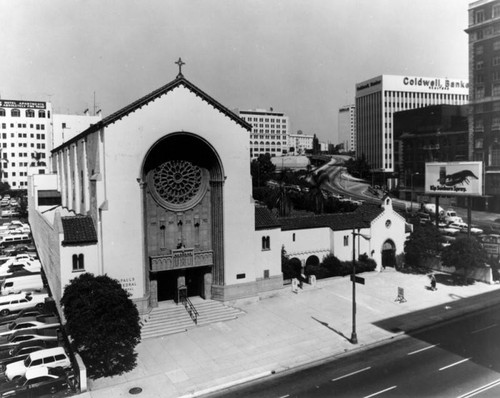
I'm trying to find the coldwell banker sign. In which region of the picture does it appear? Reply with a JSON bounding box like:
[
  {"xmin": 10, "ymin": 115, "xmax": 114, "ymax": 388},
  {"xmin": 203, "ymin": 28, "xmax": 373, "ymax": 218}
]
[{"xmin": 425, "ymin": 162, "xmax": 483, "ymax": 196}]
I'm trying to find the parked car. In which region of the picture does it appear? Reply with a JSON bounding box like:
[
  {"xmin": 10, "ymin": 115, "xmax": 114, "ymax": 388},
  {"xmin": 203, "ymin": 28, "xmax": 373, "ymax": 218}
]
[
  {"xmin": 0, "ymin": 329, "xmax": 60, "ymax": 350},
  {"xmin": 0, "ymin": 344, "xmax": 50, "ymax": 367},
  {"xmin": 0, "ymin": 339, "xmax": 58, "ymax": 359},
  {"xmin": 442, "ymin": 209, "xmax": 462, "ymax": 224},
  {"xmin": 0, "ymin": 308, "xmax": 53, "ymax": 326},
  {"xmin": 417, "ymin": 212, "xmax": 431, "ymax": 224},
  {"xmin": 0, "ymin": 316, "xmax": 60, "ymax": 337},
  {"xmin": 1, "ymin": 274, "xmax": 44, "ymax": 295},
  {"xmin": 0, "ymin": 293, "xmax": 48, "ymax": 316},
  {"xmin": 5, "ymin": 346, "xmax": 71, "ymax": 380},
  {"xmin": 448, "ymin": 221, "xmax": 468, "ymax": 231},
  {"xmin": 0, "ymin": 366, "xmax": 70, "ymax": 396}
]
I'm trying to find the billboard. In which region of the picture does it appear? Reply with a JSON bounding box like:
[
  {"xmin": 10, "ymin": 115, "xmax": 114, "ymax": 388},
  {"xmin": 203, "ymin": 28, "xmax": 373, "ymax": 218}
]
[{"xmin": 425, "ymin": 162, "xmax": 483, "ymax": 196}]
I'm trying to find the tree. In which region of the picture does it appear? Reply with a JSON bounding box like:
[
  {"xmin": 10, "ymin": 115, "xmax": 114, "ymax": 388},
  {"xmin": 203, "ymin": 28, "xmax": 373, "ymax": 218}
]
[
  {"xmin": 0, "ymin": 181, "xmax": 10, "ymax": 197},
  {"xmin": 312, "ymin": 134, "xmax": 320, "ymax": 154},
  {"xmin": 441, "ymin": 236, "xmax": 489, "ymax": 283},
  {"xmin": 61, "ymin": 273, "xmax": 141, "ymax": 379},
  {"xmin": 307, "ymin": 170, "xmax": 329, "ymax": 214},
  {"xmin": 404, "ymin": 224, "xmax": 444, "ymax": 268},
  {"xmin": 250, "ymin": 154, "xmax": 276, "ymax": 187},
  {"xmin": 17, "ymin": 195, "xmax": 28, "ymax": 219}
]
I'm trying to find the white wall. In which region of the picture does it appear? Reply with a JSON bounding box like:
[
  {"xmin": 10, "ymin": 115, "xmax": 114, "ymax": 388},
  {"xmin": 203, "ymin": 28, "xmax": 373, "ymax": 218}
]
[{"xmin": 93, "ymin": 86, "xmax": 255, "ymax": 296}]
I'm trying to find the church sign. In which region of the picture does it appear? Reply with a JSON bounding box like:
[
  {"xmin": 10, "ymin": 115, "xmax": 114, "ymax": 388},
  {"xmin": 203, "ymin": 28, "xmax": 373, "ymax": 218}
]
[{"xmin": 425, "ymin": 162, "xmax": 483, "ymax": 196}]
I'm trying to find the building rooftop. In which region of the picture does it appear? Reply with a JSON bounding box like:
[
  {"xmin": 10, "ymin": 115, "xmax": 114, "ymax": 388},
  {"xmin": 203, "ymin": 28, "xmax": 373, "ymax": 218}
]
[{"xmin": 61, "ymin": 216, "xmax": 98, "ymax": 246}]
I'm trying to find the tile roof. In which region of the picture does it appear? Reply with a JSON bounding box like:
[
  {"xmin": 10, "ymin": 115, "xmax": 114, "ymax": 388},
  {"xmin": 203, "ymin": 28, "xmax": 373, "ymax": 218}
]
[
  {"xmin": 255, "ymin": 206, "xmax": 281, "ymax": 229},
  {"xmin": 61, "ymin": 216, "xmax": 98, "ymax": 246},
  {"xmin": 52, "ymin": 76, "xmax": 252, "ymax": 153}
]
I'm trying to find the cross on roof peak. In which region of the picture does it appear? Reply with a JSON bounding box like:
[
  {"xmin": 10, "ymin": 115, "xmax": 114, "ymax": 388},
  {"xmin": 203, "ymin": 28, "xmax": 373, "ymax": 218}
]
[{"xmin": 175, "ymin": 57, "xmax": 185, "ymax": 78}]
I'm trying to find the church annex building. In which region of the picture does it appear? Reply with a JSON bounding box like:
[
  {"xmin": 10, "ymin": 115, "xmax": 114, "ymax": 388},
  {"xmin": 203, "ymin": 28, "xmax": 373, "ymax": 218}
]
[{"xmin": 28, "ymin": 70, "xmax": 408, "ymax": 315}]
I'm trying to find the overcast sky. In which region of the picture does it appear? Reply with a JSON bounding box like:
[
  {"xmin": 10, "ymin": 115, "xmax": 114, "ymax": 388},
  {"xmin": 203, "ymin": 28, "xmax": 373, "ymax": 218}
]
[{"xmin": 0, "ymin": 0, "xmax": 470, "ymax": 143}]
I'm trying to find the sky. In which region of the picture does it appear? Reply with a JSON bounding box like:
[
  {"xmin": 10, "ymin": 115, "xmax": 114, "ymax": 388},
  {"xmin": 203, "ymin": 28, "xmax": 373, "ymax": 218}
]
[{"xmin": 0, "ymin": 0, "xmax": 471, "ymax": 143}]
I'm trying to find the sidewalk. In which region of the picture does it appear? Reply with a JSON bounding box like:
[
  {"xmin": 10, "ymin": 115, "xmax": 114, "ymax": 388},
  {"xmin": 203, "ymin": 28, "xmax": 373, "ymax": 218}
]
[{"xmin": 81, "ymin": 269, "xmax": 500, "ymax": 398}]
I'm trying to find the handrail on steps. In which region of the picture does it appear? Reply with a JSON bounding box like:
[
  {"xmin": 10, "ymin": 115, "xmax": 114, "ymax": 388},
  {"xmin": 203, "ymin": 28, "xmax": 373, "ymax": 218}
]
[{"xmin": 178, "ymin": 287, "xmax": 198, "ymax": 324}]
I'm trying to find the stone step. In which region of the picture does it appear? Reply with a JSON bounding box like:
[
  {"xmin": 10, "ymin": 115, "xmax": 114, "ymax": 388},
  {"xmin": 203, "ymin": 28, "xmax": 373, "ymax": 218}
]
[{"xmin": 141, "ymin": 298, "xmax": 245, "ymax": 339}]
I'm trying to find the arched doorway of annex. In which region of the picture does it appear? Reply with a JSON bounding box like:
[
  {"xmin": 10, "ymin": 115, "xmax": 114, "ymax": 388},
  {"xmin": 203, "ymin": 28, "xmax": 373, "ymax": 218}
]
[
  {"xmin": 141, "ymin": 132, "xmax": 225, "ymax": 306},
  {"xmin": 381, "ymin": 239, "xmax": 396, "ymax": 269}
]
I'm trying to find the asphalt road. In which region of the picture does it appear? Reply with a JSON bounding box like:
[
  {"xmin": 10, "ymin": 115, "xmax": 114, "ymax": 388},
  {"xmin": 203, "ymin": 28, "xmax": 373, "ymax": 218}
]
[{"xmin": 210, "ymin": 304, "xmax": 500, "ymax": 398}]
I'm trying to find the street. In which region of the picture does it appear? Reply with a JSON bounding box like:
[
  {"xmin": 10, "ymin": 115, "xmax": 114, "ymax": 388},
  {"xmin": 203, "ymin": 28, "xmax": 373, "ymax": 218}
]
[{"xmin": 210, "ymin": 304, "xmax": 500, "ymax": 398}]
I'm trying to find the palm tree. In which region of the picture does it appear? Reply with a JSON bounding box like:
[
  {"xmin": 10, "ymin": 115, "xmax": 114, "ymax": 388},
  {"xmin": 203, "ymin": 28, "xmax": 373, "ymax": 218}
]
[{"xmin": 307, "ymin": 170, "xmax": 329, "ymax": 214}]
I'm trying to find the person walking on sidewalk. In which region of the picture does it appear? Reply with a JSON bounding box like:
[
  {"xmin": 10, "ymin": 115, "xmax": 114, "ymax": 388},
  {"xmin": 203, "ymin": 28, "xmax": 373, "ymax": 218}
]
[{"xmin": 430, "ymin": 274, "xmax": 437, "ymax": 291}]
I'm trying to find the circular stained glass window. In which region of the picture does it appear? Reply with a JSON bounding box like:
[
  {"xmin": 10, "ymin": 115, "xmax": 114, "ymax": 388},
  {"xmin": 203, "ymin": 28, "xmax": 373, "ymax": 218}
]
[{"xmin": 148, "ymin": 160, "xmax": 208, "ymax": 211}]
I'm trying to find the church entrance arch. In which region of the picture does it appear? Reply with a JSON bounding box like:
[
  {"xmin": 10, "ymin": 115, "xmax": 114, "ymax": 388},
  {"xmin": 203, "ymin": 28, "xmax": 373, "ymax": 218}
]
[
  {"xmin": 381, "ymin": 240, "xmax": 396, "ymax": 268},
  {"xmin": 142, "ymin": 133, "xmax": 224, "ymax": 305}
]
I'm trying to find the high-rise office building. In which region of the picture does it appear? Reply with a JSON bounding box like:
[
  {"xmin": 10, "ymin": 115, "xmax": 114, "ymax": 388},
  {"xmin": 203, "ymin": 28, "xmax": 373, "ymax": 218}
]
[
  {"xmin": 0, "ymin": 99, "xmax": 52, "ymax": 189},
  {"xmin": 466, "ymin": 0, "xmax": 500, "ymax": 211},
  {"xmin": 355, "ymin": 75, "xmax": 469, "ymax": 175},
  {"xmin": 238, "ymin": 108, "xmax": 289, "ymax": 159},
  {"xmin": 338, "ymin": 104, "xmax": 356, "ymax": 152}
]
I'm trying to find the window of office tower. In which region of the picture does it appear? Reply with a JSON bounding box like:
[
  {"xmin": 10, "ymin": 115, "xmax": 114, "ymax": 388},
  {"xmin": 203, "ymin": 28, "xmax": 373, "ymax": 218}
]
[
  {"xmin": 493, "ymin": 5, "xmax": 500, "ymax": 18},
  {"xmin": 475, "ymin": 10, "xmax": 484, "ymax": 24}
]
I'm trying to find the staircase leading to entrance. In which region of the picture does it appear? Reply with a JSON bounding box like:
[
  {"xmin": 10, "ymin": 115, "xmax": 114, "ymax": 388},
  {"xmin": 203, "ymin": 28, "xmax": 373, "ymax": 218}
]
[{"xmin": 140, "ymin": 297, "xmax": 246, "ymax": 339}]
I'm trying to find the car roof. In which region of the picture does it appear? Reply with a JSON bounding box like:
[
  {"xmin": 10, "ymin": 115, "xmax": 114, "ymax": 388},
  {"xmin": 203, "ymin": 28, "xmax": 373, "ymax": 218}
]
[{"xmin": 29, "ymin": 347, "xmax": 65, "ymax": 360}]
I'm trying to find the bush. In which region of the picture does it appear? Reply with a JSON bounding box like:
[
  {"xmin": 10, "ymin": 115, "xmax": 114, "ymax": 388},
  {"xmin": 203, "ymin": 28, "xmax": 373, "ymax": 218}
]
[{"xmin": 304, "ymin": 253, "xmax": 377, "ymax": 280}]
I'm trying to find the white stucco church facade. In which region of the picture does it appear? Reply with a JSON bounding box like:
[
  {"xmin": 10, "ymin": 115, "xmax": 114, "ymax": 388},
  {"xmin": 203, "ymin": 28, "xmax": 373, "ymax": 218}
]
[{"xmin": 28, "ymin": 67, "xmax": 409, "ymax": 316}]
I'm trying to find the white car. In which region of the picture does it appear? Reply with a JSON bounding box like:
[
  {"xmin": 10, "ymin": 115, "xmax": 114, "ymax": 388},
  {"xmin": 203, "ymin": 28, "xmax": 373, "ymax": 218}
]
[
  {"xmin": 448, "ymin": 221, "xmax": 468, "ymax": 231},
  {"xmin": 440, "ymin": 226, "xmax": 461, "ymax": 236},
  {"xmin": 470, "ymin": 225, "xmax": 484, "ymax": 235},
  {"xmin": 0, "ymin": 293, "xmax": 48, "ymax": 316},
  {"xmin": 5, "ymin": 347, "xmax": 71, "ymax": 381}
]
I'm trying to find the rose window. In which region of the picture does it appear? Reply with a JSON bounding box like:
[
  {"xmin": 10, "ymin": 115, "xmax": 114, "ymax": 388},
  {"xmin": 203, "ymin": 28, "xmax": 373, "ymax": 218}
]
[{"xmin": 148, "ymin": 160, "xmax": 208, "ymax": 211}]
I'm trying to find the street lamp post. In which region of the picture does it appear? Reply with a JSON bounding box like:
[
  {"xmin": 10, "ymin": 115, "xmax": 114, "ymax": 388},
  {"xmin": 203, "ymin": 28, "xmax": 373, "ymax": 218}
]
[{"xmin": 351, "ymin": 228, "xmax": 371, "ymax": 344}]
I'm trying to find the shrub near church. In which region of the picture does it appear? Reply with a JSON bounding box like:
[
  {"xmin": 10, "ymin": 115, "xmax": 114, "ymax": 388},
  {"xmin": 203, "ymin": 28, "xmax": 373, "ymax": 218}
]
[{"xmin": 61, "ymin": 273, "xmax": 141, "ymax": 379}]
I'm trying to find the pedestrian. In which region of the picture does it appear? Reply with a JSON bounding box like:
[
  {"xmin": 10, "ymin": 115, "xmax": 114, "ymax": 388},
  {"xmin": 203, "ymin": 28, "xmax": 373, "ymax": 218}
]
[{"xmin": 430, "ymin": 274, "xmax": 437, "ymax": 291}]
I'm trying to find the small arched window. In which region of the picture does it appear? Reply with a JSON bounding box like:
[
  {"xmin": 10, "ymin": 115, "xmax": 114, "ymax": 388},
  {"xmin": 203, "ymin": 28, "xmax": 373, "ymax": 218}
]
[
  {"xmin": 38, "ymin": 110, "xmax": 46, "ymax": 118},
  {"xmin": 0, "ymin": 108, "xmax": 5, "ymax": 117},
  {"xmin": 26, "ymin": 109, "xmax": 35, "ymax": 118},
  {"xmin": 11, "ymin": 109, "xmax": 20, "ymax": 117},
  {"xmin": 72, "ymin": 253, "xmax": 85, "ymax": 271},
  {"xmin": 261, "ymin": 236, "xmax": 270, "ymax": 250}
]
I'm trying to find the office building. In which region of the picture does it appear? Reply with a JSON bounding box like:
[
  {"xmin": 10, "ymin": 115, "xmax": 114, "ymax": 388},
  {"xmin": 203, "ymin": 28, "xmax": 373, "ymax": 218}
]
[
  {"xmin": 238, "ymin": 109, "xmax": 289, "ymax": 159},
  {"xmin": 0, "ymin": 99, "xmax": 52, "ymax": 189},
  {"xmin": 466, "ymin": 0, "xmax": 500, "ymax": 211},
  {"xmin": 338, "ymin": 105, "xmax": 356, "ymax": 152},
  {"xmin": 288, "ymin": 130, "xmax": 314, "ymax": 155},
  {"xmin": 355, "ymin": 75, "xmax": 469, "ymax": 177},
  {"xmin": 393, "ymin": 105, "xmax": 469, "ymax": 202}
]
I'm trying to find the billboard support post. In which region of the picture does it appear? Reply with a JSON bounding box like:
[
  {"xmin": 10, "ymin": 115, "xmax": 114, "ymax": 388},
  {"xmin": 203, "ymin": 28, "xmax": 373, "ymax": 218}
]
[
  {"xmin": 468, "ymin": 197, "xmax": 472, "ymax": 238},
  {"xmin": 435, "ymin": 196, "xmax": 440, "ymax": 225}
]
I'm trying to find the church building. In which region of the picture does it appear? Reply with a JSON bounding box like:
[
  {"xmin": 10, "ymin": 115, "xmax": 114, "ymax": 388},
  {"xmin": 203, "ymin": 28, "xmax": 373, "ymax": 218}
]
[{"xmin": 28, "ymin": 65, "xmax": 283, "ymax": 314}]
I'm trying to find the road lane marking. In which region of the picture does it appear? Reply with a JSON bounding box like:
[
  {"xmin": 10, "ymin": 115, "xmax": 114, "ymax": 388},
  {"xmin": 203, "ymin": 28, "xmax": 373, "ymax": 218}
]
[
  {"xmin": 456, "ymin": 377, "xmax": 500, "ymax": 398},
  {"xmin": 278, "ymin": 395, "xmax": 290, "ymax": 398},
  {"xmin": 331, "ymin": 366, "xmax": 371, "ymax": 382},
  {"xmin": 363, "ymin": 385, "xmax": 397, "ymax": 398},
  {"xmin": 439, "ymin": 357, "xmax": 471, "ymax": 371},
  {"xmin": 471, "ymin": 324, "xmax": 497, "ymax": 334},
  {"xmin": 407, "ymin": 343, "xmax": 440, "ymax": 355}
]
